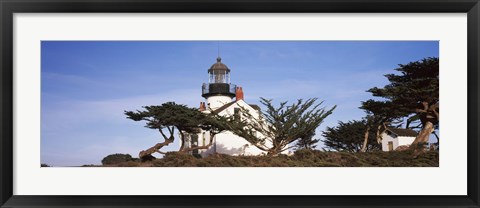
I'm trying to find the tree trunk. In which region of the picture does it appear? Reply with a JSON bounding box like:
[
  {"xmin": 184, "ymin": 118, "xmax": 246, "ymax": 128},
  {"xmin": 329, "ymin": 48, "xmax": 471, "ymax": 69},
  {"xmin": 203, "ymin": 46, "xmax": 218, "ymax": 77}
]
[
  {"xmin": 139, "ymin": 128, "xmax": 174, "ymax": 159},
  {"xmin": 375, "ymin": 124, "xmax": 382, "ymax": 144},
  {"xmin": 361, "ymin": 126, "xmax": 371, "ymax": 152},
  {"xmin": 267, "ymin": 150, "xmax": 277, "ymax": 156},
  {"xmin": 433, "ymin": 130, "xmax": 439, "ymax": 148},
  {"xmin": 267, "ymin": 145, "xmax": 282, "ymax": 156},
  {"xmin": 410, "ymin": 121, "xmax": 434, "ymax": 149},
  {"xmin": 139, "ymin": 138, "xmax": 174, "ymax": 159},
  {"xmin": 178, "ymin": 131, "xmax": 185, "ymax": 152}
]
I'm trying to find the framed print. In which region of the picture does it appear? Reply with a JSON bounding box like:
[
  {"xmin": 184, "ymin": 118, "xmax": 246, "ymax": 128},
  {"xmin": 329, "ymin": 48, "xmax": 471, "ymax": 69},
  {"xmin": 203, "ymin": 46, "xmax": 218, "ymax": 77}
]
[{"xmin": 1, "ymin": 0, "xmax": 479, "ymax": 207}]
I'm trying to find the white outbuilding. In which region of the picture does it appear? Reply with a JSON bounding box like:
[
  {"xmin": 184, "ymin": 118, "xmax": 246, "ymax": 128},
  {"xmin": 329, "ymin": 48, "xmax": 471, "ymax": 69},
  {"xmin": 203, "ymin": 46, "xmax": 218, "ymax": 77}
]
[{"xmin": 381, "ymin": 127, "xmax": 418, "ymax": 151}]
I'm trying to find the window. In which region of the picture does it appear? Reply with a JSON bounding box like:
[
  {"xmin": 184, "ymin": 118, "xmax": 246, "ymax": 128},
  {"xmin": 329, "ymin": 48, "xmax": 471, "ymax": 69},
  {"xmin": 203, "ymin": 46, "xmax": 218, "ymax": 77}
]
[
  {"xmin": 191, "ymin": 134, "xmax": 199, "ymax": 155},
  {"xmin": 234, "ymin": 107, "xmax": 240, "ymax": 120},
  {"xmin": 388, "ymin": 141, "xmax": 394, "ymax": 151},
  {"xmin": 202, "ymin": 132, "xmax": 206, "ymax": 146},
  {"xmin": 191, "ymin": 134, "xmax": 198, "ymax": 147}
]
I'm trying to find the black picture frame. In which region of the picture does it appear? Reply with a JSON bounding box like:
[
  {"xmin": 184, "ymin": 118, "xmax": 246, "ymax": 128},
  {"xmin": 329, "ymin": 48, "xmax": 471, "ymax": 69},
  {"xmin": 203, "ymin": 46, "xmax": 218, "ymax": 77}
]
[{"xmin": 1, "ymin": 0, "xmax": 479, "ymax": 207}]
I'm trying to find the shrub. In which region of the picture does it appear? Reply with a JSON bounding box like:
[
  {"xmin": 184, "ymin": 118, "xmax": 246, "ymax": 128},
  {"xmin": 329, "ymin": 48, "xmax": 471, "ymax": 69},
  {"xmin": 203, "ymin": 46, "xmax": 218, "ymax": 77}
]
[
  {"xmin": 81, "ymin": 164, "xmax": 98, "ymax": 167},
  {"xmin": 140, "ymin": 154, "xmax": 156, "ymax": 162},
  {"xmin": 101, "ymin": 153, "xmax": 134, "ymax": 165},
  {"xmin": 117, "ymin": 161, "xmax": 145, "ymax": 167},
  {"xmin": 154, "ymin": 152, "xmax": 198, "ymax": 167}
]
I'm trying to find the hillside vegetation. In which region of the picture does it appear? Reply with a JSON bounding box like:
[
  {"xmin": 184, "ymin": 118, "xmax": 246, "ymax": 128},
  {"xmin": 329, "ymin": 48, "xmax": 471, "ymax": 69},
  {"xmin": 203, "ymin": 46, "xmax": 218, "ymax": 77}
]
[{"xmin": 104, "ymin": 149, "xmax": 438, "ymax": 167}]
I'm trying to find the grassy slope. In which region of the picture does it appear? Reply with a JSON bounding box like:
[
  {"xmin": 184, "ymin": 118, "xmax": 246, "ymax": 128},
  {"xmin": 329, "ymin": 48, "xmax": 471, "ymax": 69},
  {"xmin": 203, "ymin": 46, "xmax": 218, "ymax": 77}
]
[{"xmin": 109, "ymin": 149, "xmax": 439, "ymax": 167}]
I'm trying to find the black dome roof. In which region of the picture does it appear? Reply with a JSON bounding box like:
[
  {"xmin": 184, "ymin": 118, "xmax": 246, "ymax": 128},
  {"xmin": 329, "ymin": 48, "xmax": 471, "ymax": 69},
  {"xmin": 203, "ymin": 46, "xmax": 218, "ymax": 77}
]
[{"xmin": 208, "ymin": 57, "xmax": 230, "ymax": 73}]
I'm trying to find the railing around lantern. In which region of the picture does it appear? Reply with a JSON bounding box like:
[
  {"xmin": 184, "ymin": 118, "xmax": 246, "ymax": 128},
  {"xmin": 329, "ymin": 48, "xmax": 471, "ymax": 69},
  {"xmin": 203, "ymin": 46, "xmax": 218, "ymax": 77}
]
[
  {"xmin": 202, "ymin": 83, "xmax": 208, "ymax": 95},
  {"xmin": 202, "ymin": 83, "xmax": 236, "ymax": 96}
]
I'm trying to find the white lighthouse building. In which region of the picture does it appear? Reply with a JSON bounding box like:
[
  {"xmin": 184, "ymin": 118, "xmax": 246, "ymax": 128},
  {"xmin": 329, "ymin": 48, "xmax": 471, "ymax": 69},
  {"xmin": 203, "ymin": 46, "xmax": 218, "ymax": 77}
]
[{"xmin": 180, "ymin": 57, "xmax": 276, "ymax": 157}]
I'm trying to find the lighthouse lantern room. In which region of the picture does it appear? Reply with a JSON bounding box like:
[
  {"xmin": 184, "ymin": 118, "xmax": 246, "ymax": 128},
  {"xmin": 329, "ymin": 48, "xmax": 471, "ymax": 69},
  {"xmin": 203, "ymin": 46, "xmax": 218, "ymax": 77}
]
[{"xmin": 201, "ymin": 57, "xmax": 237, "ymax": 109}]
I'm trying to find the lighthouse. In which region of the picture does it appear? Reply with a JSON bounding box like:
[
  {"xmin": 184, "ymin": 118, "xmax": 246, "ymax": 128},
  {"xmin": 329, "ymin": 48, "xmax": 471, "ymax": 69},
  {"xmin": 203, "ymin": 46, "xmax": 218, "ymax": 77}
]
[
  {"xmin": 201, "ymin": 57, "xmax": 237, "ymax": 110},
  {"xmin": 181, "ymin": 56, "xmax": 287, "ymax": 157}
]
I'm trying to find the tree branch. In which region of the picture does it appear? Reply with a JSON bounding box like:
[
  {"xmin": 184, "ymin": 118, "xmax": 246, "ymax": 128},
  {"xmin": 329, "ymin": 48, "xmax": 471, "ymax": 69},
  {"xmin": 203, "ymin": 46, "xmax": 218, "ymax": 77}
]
[
  {"xmin": 139, "ymin": 138, "xmax": 174, "ymax": 158},
  {"xmin": 158, "ymin": 128, "xmax": 169, "ymax": 141}
]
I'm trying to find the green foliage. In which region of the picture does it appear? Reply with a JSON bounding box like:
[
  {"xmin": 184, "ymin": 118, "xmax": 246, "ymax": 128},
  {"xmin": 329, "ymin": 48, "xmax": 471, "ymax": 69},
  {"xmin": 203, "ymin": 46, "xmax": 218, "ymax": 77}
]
[
  {"xmin": 367, "ymin": 57, "xmax": 439, "ymax": 111},
  {"xmin": 224, "ymin": 97, "xmax": 336, "ymax": 155},
  {"xmin": 362, "ymin": 57, "xmax": 439, "ymax": 129},
  {"xmin": 101, "ymin": 153, "xmax": 134, "ymax": 165},
  {"xmin": 322, "ymin": 120, "xmax": 380, "ymax": 152},
  {"xmin": 294, "ymin": 129, "xmax": 319, "ymax": 150},
  {"xmin": 125, "ymin": 102, "xmax": 206, "ymax": 135},
  {"xmin": 361, "ymin": 100, "xmax": 407, "ymax": 124},
  {"xmin": 125, "ymin": 102, "xmax": 230, "ymax": 155}
]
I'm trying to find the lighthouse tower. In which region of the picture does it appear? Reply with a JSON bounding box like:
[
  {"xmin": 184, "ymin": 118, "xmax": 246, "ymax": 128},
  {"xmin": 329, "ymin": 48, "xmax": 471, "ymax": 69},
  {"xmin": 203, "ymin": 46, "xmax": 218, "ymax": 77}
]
[
  {"xmin": 201, "ymin": 57, "xmax": 236, "ymax": 110},
  {"xmin": 182, "ymin": 56, "xmax": 287, "ymax": 156}
]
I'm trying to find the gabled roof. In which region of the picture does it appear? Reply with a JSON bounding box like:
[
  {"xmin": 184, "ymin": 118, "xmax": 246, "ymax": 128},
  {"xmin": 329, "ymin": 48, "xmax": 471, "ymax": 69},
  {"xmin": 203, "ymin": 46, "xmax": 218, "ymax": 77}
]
[
  {"xmin": 249, "ymin": 104, "xmax": 261, "ymax": 111},
  {"xmin": 211, "ymin": 101, "xmax": 261, "ymax": 114},
  {"xmin": 212, "ymin": 101, "xmax": 236, "ymax": 114},
  {"xmin": 386, "ymin": 127, "xmax": 418, "ymax": 137}
]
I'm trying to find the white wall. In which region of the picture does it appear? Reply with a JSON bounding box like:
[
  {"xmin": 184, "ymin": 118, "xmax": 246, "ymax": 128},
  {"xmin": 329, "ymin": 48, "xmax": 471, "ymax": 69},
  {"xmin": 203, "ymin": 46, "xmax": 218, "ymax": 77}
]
[
  {"xmin": 397, "ymin": 136, "xmax": 416, "ymax": 146},
  {"xmin": 214, "ymin": 131, "xmax": 265, "ymax": 156},
  {"xmin": 207, "ymin": 95, "xmax": 233, "ymax": 110},
  {"xmin": 381, "ymin": 133, "xmax": 398, "ymax": 151},
  {"xmin": 182, "ymin": 99, "xmax": 292, "ymax": 156},
  {"xmin": 214, "ymin": 99, "xmax": 268, "ymax": 155},
  {"xmin": 195, "ymin": 99, "xmax": 290, "ymax": 156},
  {"xmin": 381, "ymin": 132, "xmax": 416, "ymax": 151}
]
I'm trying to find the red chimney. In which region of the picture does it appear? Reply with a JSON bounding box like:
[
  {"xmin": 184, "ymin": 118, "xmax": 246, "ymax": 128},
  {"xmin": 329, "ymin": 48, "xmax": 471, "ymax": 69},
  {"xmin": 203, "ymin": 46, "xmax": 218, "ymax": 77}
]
[
  {"xmin": 236, "ymin": 87, "xmax": 244, "ymax": 101},
  {"xmin": 199, "ymin": 102, "xmax": 206, "ymax": 111}
]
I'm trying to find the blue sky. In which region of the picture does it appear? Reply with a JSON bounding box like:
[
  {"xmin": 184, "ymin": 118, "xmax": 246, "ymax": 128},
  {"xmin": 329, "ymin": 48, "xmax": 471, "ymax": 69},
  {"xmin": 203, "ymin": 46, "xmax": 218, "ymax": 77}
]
[{"xmin": 41, "ymin": 41, "xmax": 439, "ymax": 166}]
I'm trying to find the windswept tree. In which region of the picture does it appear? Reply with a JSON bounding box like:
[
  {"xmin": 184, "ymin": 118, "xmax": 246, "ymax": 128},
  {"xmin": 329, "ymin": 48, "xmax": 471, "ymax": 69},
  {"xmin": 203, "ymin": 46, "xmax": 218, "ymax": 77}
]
[
  {"xmin": 365, "ymin": 57, "xmax": 439, "ymax": 147},
  {"xmin": 223, "ymin": 97, "xmax": 336, "ymax": 156},
  {"xmin": 322, "ymin": 120, "xmax": 380, "ymax": 152},
  {"xmin": 125, "ymin": 102, "xmax": 227, "ymax": 159}
]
